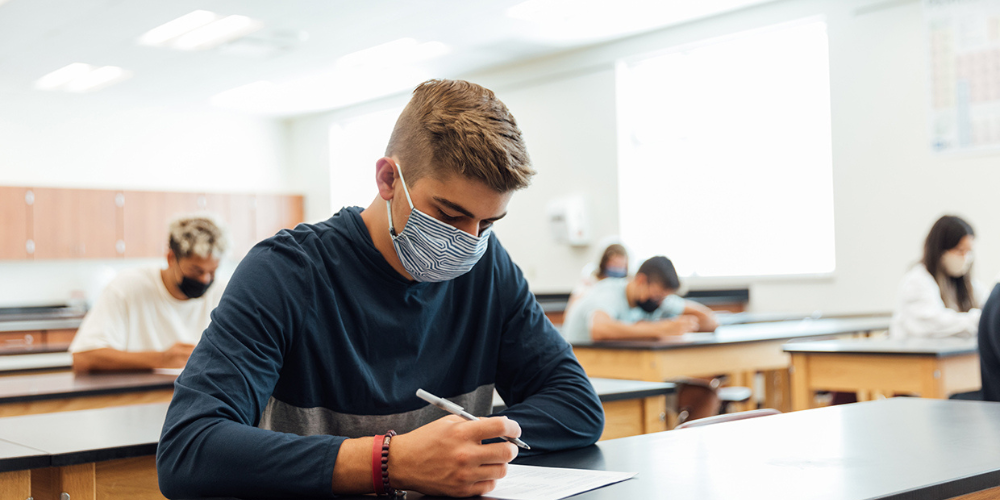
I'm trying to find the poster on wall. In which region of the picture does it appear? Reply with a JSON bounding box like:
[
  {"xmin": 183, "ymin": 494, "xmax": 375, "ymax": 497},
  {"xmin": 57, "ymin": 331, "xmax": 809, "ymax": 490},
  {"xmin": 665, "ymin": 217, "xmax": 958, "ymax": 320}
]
[{"xmin": 926, "ymin": 0, "xmax": 1000, "ymax": 153}]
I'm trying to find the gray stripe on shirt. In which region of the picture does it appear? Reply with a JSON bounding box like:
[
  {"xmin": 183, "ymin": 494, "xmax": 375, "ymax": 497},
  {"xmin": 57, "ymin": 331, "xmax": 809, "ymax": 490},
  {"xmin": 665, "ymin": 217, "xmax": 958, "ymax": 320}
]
[{"xmin": 259, "ymin": 384, "xmax": 496, "ymax": 438}]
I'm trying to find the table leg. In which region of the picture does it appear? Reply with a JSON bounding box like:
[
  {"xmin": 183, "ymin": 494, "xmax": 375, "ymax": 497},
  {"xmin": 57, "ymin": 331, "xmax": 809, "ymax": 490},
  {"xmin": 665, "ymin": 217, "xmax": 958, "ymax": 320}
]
[
  {"xmin": 763, "ymin": 369, "xmax": 792, "ymax": 412},
  {"xmin": 642, "ymin": 395, "xmax": 668, "ymax": 434},
  {"xmin": 921, "ymin": 358, "xmax": 945, "ymax": 399},
  {"xmin": 0, "ymin": 470, "xmax": 30, "ymax": 500},
  {"xmin": 791, "ymin": 353, "xmax": 812, "ymax": 411},
  {"xmin": 61, "ymin": 463, "xmax": 96, "ymax": 500}
]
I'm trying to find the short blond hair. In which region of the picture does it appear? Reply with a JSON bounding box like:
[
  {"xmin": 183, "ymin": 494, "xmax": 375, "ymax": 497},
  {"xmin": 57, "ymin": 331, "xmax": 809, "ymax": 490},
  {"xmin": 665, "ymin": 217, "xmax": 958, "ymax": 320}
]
[
  {"xmin": 168, "ymin": 215, "xmax": 228, "ymax": 260},
  {"xmin": 385, "ymin": 79, "xmax": 534, "ymax": 193}
]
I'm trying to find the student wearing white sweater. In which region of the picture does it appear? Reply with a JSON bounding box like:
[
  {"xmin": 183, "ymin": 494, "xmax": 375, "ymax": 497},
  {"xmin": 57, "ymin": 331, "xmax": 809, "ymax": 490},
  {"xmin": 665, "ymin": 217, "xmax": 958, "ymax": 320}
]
[{"xmin": 890, "ymin": 215, "xmax": 987, "ymax": 339}]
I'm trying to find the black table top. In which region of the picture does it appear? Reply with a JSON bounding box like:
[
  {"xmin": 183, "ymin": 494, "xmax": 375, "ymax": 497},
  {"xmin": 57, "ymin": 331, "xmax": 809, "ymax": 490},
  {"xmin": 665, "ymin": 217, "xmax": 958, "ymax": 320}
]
[
  {"xmin": 492, "ymin": 378, "xmax": 674, "ymax": 412},
  {"xmin": 495, "ymin": 398, "xmax": 1000, "ymax": 500},
  {"xmin": 0, "ymin": 403, "xmax": 167, "ymax": 466},
  {"xmin": 0, "ymin": 438, "xmax": 48, "ymax": 473},
  {"xmin": 782, "ymin": 337, "xmax": 979, "ymax": 357},
  {"xmin": 0, "ymin": 371, "xmax": 177, "ymax": 404},
  {"xmin": 200, "ymin": 399, "xmax": 1000, "ymax": 500},
  {"xmin": 573, "ymin": 316, "xmax": 891, "ymax": 350},
  {"xmin": 0, "ymin": 377, "xmax": 672, "ymax": 470}
]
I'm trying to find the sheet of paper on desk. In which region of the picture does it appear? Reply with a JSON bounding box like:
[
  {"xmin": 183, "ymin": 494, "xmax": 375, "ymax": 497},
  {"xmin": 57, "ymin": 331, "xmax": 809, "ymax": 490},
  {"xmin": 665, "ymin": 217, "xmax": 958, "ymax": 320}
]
[{"xmin": 484, "ymin": 464, "xmax": 636, "ymax": 500}]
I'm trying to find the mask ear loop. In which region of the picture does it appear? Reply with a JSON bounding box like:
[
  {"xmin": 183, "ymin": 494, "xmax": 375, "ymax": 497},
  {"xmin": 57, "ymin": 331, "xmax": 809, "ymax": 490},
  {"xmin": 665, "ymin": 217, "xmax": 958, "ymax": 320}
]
[{"xmin": 386, "ymin": 161, "xmax": 414, "ymax": 238}]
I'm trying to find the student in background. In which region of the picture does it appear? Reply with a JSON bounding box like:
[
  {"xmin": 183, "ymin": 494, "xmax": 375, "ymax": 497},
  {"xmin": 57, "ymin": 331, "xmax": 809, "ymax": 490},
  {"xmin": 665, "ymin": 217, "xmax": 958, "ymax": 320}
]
[
  {"xmin": 561, "ymin": 255, "xmax": 719, "ymax": 343},
  {"xmin": 70, "ymin": 216, "xmax": 228, "ymax": 372},
  {"xmin": 567, "ymin": 243, "xmax": 629, "ymax": 308},
  {"xmin": 157, "ymin": 80, "xmax": 603, "ymax": 499},
  {"xmin": 890, "ymin": 215, "xmax": 987, "ymax": 339},
  {"xmin": 978, "ymin": 278, "xmax": 1000, "ymax": 402}
]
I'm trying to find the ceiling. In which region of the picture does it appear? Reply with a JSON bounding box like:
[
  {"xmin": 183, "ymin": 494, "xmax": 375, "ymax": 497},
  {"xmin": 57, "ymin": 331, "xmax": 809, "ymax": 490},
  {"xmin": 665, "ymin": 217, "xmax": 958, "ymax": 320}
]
[{"xmin": 0, "ymin": 0, "xmax": 773, "ymax": 117}]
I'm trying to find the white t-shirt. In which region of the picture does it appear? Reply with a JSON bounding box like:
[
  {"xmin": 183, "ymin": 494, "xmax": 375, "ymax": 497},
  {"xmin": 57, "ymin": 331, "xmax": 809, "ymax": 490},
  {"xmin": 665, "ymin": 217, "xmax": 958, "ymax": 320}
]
[
  {"xmin": 70, "ymin": 266, "xmax": 227, "ymax": 353},
  {"xmin": 889, "ymin": 265, "xmax": 988, "ymax": 339}
]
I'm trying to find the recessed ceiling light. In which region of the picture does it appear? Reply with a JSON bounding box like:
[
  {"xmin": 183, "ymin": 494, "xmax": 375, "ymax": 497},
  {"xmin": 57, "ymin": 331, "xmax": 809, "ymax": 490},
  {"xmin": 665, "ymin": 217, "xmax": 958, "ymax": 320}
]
[
  {"xmin": 35, "ymin": 63, "xmax": 132, "ymax": 93},
  {"xmin": 337, "ymin": 38, "xmax": 451, "ymax": 69},
  {"xmin": 138, "ymin": 10, "xmax": 262, "ymax": 51}
]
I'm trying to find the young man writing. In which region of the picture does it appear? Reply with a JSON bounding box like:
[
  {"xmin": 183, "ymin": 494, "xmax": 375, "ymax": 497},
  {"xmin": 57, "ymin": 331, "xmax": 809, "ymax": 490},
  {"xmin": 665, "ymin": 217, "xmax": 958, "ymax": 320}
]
[
  {"xmin": 561, "ymin": 256, "xmax": 719, "ymax": 343},
  {"xmin": 157, "ymin": 80, "xmax": 604, "ymax": 498}
]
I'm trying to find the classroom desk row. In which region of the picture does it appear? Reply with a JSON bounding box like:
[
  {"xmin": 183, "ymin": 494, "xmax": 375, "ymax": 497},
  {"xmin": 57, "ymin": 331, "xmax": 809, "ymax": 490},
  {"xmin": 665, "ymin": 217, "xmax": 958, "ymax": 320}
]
[
  {"xmin": 784, "ymin": 337, "xmax": 980, "ymax": 410},
  {"xmin": 0, "ymin": 378, "xmax": 674, "ymax": 500},
  {"xmin": 572, "ymin": 315, "xmax": 892, "ymax": 411},
  {"xmin": 0, "ymin": 372, "xmax": 673, "ymax": 440},
  {"xmin": 3, "ymin": 398, "xmax": 1000, "ymax": 500}
]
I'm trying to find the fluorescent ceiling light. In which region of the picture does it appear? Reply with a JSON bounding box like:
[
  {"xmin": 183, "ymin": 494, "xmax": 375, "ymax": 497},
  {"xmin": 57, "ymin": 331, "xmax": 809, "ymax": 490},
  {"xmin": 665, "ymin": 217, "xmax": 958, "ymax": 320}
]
[
  {"xmin": 138, "ymin": 10, "xmax": 218, "ymax": 46},
  {"xmin": 337, "ymin": 38, "xmax": 451, "ymax": 69},
  {"xmin": 35, "ymin": 63, "xmax": 93, "ymax": 90},
  {"xmin": 35, "ymin": 63, "xmax": 132, "ymax": 93},
  {"xmin": 138, "ymin": 11, "xmax": 262, "ymax": 51}
]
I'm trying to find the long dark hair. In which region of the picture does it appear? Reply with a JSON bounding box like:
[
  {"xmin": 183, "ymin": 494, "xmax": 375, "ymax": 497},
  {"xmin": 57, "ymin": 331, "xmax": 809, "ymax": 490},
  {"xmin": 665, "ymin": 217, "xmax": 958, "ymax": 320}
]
[
  {"xmin": 922, "ymin": 215, "xmax": 976, "ymax": 312},
  {"xmin": 596, "ymin": 244, "xmax": 628, "ymax": 279}
]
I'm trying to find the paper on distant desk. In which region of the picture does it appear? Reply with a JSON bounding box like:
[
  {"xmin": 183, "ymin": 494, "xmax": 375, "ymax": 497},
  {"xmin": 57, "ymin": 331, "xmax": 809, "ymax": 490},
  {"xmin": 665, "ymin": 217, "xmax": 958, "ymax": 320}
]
[
  {"xmin": 484, "ymin": 464, "xmax": 636, "ymax": 500},
  {"xmin": 153, "ymin": 368, "xmax": 184, "ymax": 376}
]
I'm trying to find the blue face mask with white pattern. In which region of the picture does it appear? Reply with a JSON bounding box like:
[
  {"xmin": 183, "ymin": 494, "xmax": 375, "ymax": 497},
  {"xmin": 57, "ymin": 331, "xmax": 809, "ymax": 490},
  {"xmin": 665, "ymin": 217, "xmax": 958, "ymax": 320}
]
[{"xmin": 386, "ymin": 162, "xmax": 491, "ymax": 283}]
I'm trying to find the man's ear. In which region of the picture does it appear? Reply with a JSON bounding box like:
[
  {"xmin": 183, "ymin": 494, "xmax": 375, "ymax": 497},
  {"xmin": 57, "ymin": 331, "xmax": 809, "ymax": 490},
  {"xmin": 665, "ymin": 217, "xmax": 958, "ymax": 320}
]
[
  {"xmin": 375, "ymin": 157, "xmax": 398, "ymax": 201},
  {"xmin": 633, "ymin": 273, "xmax": 647, "ymax": 286}
]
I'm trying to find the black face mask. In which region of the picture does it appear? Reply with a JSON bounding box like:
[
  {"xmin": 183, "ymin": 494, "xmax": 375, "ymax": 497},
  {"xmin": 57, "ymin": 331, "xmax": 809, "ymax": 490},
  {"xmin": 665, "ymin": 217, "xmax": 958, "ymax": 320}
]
[
  {"xmin": 178, "ymin": 274, "xmax": 212, "ymax": 299},
  {"xmin": 636, "ymin": 298, "xmax": 661, "ymax": 313}
]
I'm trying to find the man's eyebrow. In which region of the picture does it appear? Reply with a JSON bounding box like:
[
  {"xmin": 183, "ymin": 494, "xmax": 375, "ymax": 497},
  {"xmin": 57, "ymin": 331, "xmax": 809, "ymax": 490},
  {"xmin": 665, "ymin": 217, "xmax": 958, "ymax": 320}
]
[{"xmin": 433, "ymin": 197, "xmax": 507, "ymax": 221}]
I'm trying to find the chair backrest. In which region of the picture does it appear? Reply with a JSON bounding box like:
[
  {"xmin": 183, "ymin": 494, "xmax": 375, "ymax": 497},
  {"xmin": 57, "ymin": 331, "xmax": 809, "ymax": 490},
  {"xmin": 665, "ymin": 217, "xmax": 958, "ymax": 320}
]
[
  {"xmin": 674, "ymin": 378, "xmax": 722, "ymax": 425},
  {"xmin": 674, "ymin": 408, "xmax": 781, "ymax": 430}
]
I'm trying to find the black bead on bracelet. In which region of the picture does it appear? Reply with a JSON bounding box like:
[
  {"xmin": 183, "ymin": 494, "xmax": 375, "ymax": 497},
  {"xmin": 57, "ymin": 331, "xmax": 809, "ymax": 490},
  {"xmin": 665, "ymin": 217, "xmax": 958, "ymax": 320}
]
[{"xmin": 381, "ymin": 430, "xmax": 405, "ymax": 498}]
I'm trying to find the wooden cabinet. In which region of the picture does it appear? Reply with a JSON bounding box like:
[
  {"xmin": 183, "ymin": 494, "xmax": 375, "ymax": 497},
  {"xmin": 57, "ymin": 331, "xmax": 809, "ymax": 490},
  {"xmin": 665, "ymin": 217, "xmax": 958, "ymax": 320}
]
[
  {"xmin": 32, "ymin": 188, "xmax": 122, "ymax": 259},
  {"xmin": 122, "ymin": 191, "xmax": 199, "ymax": 258},
  {"xmin": 44, "ymin": 329, "xmax": 77, "ymax": 351},
  {"xmin": 0, "ymin": 331, "xmax": 42, "ymax": 354},
  {"xmin": 1, "ymin": 186, "xmax": 304, "ymax": 261},
  {"xmin": 0, "ymin": 187, "xmax": 31, "ymax": 260}
]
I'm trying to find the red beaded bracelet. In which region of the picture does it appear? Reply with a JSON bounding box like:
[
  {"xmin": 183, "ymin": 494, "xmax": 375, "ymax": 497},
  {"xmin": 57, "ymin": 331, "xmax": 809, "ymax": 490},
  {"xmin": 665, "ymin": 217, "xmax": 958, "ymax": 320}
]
[{"xmin": 372, "ymin": 430, "xmax": 401, "ymax": 497}]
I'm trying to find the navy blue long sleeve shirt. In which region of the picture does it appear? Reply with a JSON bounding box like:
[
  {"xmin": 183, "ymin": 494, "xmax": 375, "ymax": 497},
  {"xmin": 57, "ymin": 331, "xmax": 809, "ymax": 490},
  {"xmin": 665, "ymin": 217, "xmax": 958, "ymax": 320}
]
[
  {"xmin": 979, "ymin": 283, "xmax": 1000, "ymax": 402},
  {"xmin": 157, "ymin": 207, "xmax": 604, "ymax": 498}
]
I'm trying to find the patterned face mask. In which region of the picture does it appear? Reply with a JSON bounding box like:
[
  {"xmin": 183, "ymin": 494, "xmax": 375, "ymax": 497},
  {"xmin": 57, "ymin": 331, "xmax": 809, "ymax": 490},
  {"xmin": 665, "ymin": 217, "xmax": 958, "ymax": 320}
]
[{"xmin": 386, "ymin": 162, "xmax": 491, "ymax": 282}]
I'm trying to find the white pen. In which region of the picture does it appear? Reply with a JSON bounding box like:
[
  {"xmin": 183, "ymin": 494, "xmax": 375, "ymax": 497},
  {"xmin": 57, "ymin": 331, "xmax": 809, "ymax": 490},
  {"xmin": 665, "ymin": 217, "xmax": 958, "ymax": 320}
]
[{"xmin": 416, "ymin": 388, "xmax": 530, "ymax": 449}]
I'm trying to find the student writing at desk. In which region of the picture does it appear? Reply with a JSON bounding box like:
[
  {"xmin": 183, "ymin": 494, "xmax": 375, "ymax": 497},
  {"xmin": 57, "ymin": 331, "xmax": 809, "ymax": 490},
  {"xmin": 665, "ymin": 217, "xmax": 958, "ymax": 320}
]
[
  {"xmin": 561, "ymin": 255, "xmax": 718, "ymax": 343},
  {"xmin": 157, "ymin": 80, "xmax": 604, "ymax": 499},
  {"xmin": 890, "ymin": 215, "xmax": 987, "ymax": 339},
  {"xmin": 70, "ymin": 216, "xmax": 228, "ymax": 372}
]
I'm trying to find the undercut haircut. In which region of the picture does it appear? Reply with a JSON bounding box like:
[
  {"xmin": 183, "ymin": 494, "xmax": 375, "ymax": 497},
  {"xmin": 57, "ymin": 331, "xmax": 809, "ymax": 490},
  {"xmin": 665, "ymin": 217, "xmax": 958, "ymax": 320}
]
[
  {"xmin": 385, "ymin": 79, "xmax": 534, "ymax": 193},
  {"xmin": 637, "ymin": 256, "xmax": 681, "ymax": 290},
  {"xmin": 168, "ymin": 214, "xmax": 229, "ymax": 260}
]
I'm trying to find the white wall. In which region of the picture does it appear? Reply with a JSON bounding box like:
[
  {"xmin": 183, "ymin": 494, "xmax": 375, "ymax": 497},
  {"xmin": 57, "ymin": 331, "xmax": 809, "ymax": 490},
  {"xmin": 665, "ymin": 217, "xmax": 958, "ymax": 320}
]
[
  {"xmin": 0, "ymin": 99, "xmax": 287, "ymax": 307},
  {"xmin": 285, "ymin": 0, "xmax": 1000, "ymax": 315}
]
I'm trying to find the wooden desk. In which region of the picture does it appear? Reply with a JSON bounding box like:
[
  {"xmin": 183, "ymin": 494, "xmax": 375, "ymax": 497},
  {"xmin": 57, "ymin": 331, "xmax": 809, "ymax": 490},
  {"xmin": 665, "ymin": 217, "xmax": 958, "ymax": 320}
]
[
  {"xmin": 0, "ymin": 378, "xmax": 671, "ymax": 500},
  {"xmin": 0, "ymin": 371, "xmax": 176, "ymax": 417},
  {"xmin": 0, "ymin": 403, "xmax": 167, "ymax": 500},
  {"xmin": 494, "ymin": 378, "xmax": 674, "ymax": 440},
  {"xmin": 572, "ymin": 316, "xmax": 890, "ymax": 412},
  {"xmin": 784, "ymin": 338, "xmax": 981, "ymax": 411}
]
